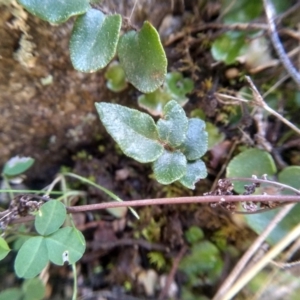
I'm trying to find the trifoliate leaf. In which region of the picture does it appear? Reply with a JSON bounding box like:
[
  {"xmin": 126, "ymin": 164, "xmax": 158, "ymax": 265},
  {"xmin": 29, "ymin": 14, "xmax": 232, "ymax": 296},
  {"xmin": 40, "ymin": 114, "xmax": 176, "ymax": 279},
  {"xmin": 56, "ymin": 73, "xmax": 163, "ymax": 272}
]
[
  {"xmin": 15, "ymin": 237, "xmax": 48, "ymax": 278},
  {"xmin": 46, "ymin": 227, "xmax": 85, "ymax": 265},
  {"xmin": 0, "ymin": 237, "xmax": 10, "ymax": 261},
  {"xmin": 22, "ymin": 278, "xmax": 46, "ymax": 300},
  {"xmin": 35, "ymin": 201, "xmax": 66, "ymax": 236}
]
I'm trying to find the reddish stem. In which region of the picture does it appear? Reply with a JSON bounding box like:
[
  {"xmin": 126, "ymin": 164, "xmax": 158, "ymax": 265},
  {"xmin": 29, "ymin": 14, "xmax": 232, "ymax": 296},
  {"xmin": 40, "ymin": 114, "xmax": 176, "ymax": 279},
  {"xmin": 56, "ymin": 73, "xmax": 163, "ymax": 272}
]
[{"xmin": 66, "ymin": 195, "xmax": 300, "ymax": 214}]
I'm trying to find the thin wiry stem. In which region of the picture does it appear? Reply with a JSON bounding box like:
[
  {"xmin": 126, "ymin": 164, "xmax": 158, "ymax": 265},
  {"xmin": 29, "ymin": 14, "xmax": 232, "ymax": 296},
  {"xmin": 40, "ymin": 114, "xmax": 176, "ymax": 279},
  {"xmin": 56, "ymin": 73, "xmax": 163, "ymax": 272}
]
[
  {"xmin": 263, "ymin": 0, "xmax": 300, "ymax": 87},
  {"xmin": 128, "ymin": 0, "xmax": 138, "ymax": 23},
  {"xmin": 63, "ymin": 172, "xmax": 139, "ymax": 219},
  {"xmin": 6, "ymin": 194, "xmax": 300, "ymax": 225},
  {"xmin": 71, "ymin": 263, "xmax": 77, "ymax": 300}
]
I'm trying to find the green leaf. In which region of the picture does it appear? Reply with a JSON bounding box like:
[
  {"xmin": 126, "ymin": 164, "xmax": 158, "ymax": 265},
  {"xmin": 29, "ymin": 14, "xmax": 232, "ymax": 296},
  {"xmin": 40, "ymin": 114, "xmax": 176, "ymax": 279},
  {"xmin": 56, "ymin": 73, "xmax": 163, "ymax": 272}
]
[
  {"xmin": 157, "ymin": 100, "xmax": 188, "ymax": 147},
  {"xmin": 15, "ymin": 237, "xmax": 48, "ymax": 278},
  {"xmin": 148, "ymin": 251, "xmax": 166, "ymax": 270},
  {"xmin": 179, "ymin": 241, "xmax": 223, "ymax": 284},
  {"xmin": 211, "ymin": 33, "xmax": 246, "ymax": 64},
  {"xmin": 179, "ymin": 118, "xmax": 208, "ymax": 160},
  {"xmin": 22, "ymin": 278, "xmax": 45, "ymax": 300},
  {"xmin": 35, "ymin": 200, "xmax": 66, "ymax": 236},
  {"xmin": 221, "ymin": 0, "xmax": 263, "ymax": 23},
  {"xmin": 0, "ymin": 237, "xmax": 10, "ymax": 260},
  {"xmin": 70, "ymin": 8, "xmax": 121, "ymax": 72},
  {"xmin": 3, "ymin": 156, "xmax": 34, "ymax": 176},
  {"xmin": 95, "ymin": 102, "xmax": 164, "ymax": 163},
  {"xmin": 0, "ymin": 288, "xmax": 23, "ymax": 300},
  {"xmin": 272, "ymin": 0, "xmax": 294, "ymax": 13},
  {"xmin": 244, "ymin": 204, "xmax": 300, "ymax": 245},
  {"xmin": 190, "ymin": 108, "xmax": 206, "ymax": 119},
  {"xmin": 105, "ymin": 61, "xmax": 128, "ymax": 92},
  {"xmin": 13, "ymin": 235, "xmax": 30, "ymax": 251},
  {"xmin": 117, "ymin": 21, "xmax": 167, "ymax": 93},
  {"xmin": 206, "ymin": 122, "xmax": 225, "ymax": 149},
  {"xmin": 137, "ymin": 87, "xmax": 172, "ymax": 116},
  {"xmin": 138, "ymin": 72, "xmax": 192, "ymax": 116},
  {"xmin": 184, "ymin": 226, "xmax": 204, "ymax": 244},
  {"xmin": 165, "ymin": 72, "xmax": 194, "ymax": 99},
  {"xmin": 152, "ymin": 150, "xmax": 187, "ymax": 184},
  {"xmin": 46, "ymin": 227, "xmax": 86, "ymax": 265},
  {"xmin": 226, "ymin": 148, "xmax": 277, "ymax": 194},
  {"xmin": 278, "ymin": 166, "xmax": 300, "ymax": 194},
  {"xmin": 17, "ymin": 0, "xmax": 89, "ymax": 24},
  {"xmin": 179, "ymin": 160, "xmax": 207, "ymax": 189}
]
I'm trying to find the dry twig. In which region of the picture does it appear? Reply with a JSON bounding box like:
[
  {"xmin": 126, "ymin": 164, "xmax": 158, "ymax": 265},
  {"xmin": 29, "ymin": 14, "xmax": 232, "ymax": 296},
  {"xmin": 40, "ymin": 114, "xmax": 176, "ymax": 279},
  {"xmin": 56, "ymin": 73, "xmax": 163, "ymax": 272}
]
[
  {"xmin": 246, "ymin": 76, "xmax": 300, "ymax": 135},
  {"xmin": 221, "ymin": 220, "xmax": 300, "ymax": 299},
  {"xmin": 158, "ymin": 245, "xmax": 188, "ymax": 300},
  {"xmin": 213, "ymin": 203, "xmax": 296, "ymax": 300}
]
